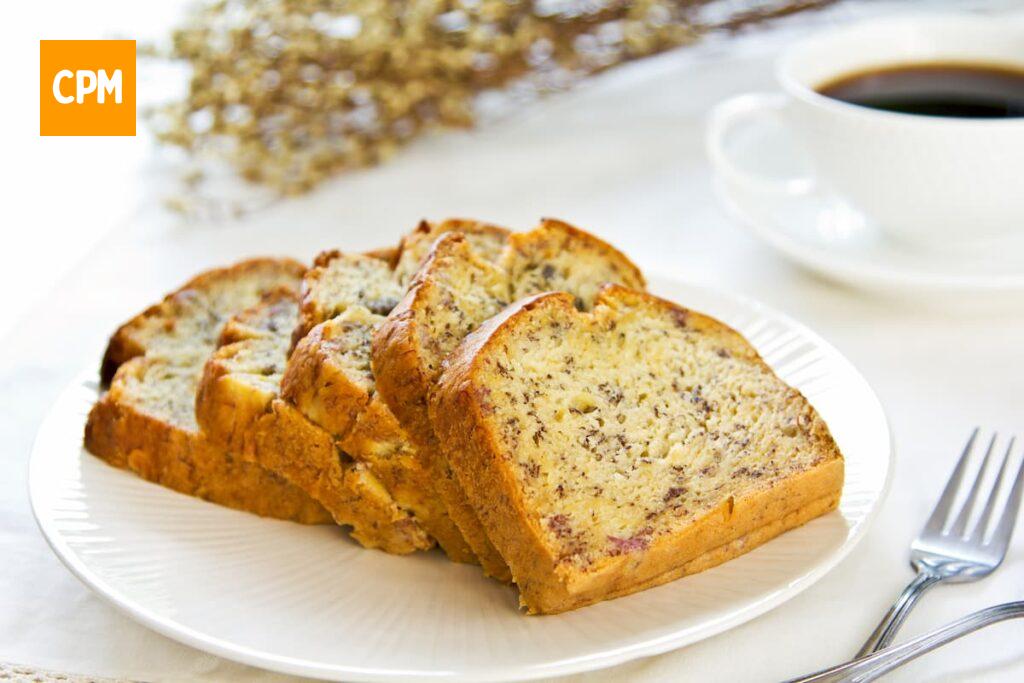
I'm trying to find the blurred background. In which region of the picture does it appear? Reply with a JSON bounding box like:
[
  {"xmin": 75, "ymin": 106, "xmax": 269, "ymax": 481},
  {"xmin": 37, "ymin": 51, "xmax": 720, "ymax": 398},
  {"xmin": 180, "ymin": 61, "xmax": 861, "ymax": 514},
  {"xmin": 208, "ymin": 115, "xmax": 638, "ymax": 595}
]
[{"xmin": 5, "ymin": 0, "xmax": 1015, "ymax": 343}]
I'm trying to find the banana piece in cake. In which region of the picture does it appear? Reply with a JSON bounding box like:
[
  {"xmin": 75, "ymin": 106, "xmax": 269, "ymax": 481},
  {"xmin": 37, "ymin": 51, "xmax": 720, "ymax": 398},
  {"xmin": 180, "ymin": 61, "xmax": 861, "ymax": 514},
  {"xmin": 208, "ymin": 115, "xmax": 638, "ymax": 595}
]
[
  {"xmin": 373, "ymin": 219, "xmax": 646, "ymax": 580},
  {"xmin": 84, "ymin": 259, "xmax": 330, "ymax": 524},
  {"xmin": 431, "ymin": 285, "xmax": 844, "ymax": 613}
]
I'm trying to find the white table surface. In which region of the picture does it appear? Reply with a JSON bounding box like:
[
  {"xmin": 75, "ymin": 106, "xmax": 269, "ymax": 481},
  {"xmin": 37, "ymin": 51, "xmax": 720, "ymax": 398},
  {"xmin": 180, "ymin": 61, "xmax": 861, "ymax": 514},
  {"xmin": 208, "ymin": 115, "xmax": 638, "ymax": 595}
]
[{"xmin": 4, "ymin": 1, "xmax": 1024, "ymax": 681}]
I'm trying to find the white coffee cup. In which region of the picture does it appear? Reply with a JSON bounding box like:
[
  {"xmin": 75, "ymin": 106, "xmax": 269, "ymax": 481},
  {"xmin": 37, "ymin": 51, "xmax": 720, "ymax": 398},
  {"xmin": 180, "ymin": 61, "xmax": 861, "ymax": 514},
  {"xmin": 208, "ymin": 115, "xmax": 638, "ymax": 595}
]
[{"xmin": 706, "ymin": 14, "xmax": 1024, "ymax": 246}]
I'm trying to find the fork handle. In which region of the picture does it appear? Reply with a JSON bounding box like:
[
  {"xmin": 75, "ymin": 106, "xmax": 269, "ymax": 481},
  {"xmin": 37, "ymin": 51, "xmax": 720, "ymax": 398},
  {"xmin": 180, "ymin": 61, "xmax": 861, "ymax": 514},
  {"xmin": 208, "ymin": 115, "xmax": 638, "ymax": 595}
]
[
  {"xmin": 856, "ymin": 570, "xmax": 943, "ymax": 657},
  {"xmin": 786, "ymin": 599, "xmax": 1024, "ymax": 683}
]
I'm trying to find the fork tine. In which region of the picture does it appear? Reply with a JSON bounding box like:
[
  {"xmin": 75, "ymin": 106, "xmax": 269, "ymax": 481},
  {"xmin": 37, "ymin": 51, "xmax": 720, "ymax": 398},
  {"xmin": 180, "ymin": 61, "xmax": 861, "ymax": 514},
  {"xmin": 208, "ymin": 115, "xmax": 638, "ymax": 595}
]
[
  {"xmin": 987, "ymin": 437, "xmax": 1023, "ymax": 551},
  {"xmin": 970, "ymin": 439, "xmax": 1012, "ymax": 541},
  {"xmin": 924, "ymin": 428, "xmax": 980, "ymax": 535},
  {"xmin": 950, "ymin": 433, "xmax": 997, "ymax": 538}
]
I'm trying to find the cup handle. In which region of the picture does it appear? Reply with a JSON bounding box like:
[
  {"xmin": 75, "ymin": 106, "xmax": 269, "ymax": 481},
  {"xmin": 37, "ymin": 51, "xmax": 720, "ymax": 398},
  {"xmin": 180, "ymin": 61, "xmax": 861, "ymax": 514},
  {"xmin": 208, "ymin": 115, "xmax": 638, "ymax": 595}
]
[{"xmin": 706, "ymin": 92, "xmax": 815, "ymax": 196}]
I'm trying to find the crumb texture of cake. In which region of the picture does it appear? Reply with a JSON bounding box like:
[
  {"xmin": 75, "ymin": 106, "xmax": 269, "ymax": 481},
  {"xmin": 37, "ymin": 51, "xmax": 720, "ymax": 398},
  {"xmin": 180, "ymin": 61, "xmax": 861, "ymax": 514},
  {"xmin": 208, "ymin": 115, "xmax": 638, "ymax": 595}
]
[
  {"xmin": 430, "ymin": 285, "xmax": 844, "ymax": 613},
  {"xmin": 197, "ymin": 289, "xmax": 433, "ymax": 554},
  {"xmin": 100, "ymin": 259, "xmax": 307, "ymax": 384},
  {"xmin": 275, "ymin": 222, "xmax": 510, "ymax": 563},
  {"xmin": 294, "ymin": 220, "xmax": 510, "ymax": 347},
  {"xmin": 196, "ymin": 288, "xmax": 297, "ymax": 456},
  {"xmin": 198, "ymin": 289, "xmax": 307, "ymax": 456},
  {"xmin": 85, "ymin": 259, "xmax": 331, "ymax": 524},
  {"xmin": 373, "ymin": 219, "xmax": 646, "ymax": 581},
  {"xmin": 393, "ymin": 219, "xmax": 511, "ymax": 285},
  {"xmin": 292, "ymin": 252, "xmax": 403, "ymax": 347}
]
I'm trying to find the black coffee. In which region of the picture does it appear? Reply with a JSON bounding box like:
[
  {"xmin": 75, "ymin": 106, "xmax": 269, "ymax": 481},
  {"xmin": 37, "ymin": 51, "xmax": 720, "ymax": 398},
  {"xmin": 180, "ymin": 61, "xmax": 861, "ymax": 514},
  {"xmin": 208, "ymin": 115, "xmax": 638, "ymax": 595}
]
[{"xmin": 817, "ymin": 63, "xmax": 1024, "ymax": 118}]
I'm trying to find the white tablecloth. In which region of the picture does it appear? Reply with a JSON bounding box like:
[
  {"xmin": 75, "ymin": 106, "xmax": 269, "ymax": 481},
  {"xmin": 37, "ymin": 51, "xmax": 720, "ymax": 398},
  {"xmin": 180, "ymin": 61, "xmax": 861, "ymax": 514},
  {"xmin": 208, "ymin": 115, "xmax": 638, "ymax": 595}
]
[{"xmin": 4, "ymin": 1, "xmax": 1024, "ymax": 681}]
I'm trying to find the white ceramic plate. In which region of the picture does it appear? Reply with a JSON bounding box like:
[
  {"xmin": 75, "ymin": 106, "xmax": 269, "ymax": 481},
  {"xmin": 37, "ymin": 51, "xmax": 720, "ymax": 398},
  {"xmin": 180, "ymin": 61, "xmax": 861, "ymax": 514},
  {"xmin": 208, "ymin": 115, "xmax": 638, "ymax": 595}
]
[{"xmin": 30, "ymin": 277, "xmax": 891, "ymax": 682}]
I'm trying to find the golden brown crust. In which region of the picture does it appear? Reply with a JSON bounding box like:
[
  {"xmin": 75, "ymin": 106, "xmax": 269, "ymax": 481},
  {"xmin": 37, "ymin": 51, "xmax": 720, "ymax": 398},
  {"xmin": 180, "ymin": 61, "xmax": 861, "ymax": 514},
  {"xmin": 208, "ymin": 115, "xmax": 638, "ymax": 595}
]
[
  {"xmin": 400, "ymin": 218, "xmax": 509, "ymax": 247},
  {"xmin": 100, "ymin": 258, "xmax": 306, "ymax": 385},
  {"xmin": 99, "ymin": 317, "xmax": 149, "ymax": 386},
  {"xmin": 194, "ymin": 286, "xmax": 296, "ymax": 457},
  {"xmin": 340, "ymin": 394, "xmax": 477, "ymax": 561},
  {"xmin": 370, "ymin": 303, "xmax": 436, "ymax": 460},
  {"xmin": 281, "ymin": 321, "xmax": 367, "ymax": 438},
  {"xmin": 431, "ymin": 287, "xmax": 844, "ymax": 613},
  {"xmin": 373, "ymin": 247, "xmax": 513, "ymax": 580},
  {"xmin": 550, "ymin": 488, "xmax": 840, "ymax": 614},
  {"xmin": 362, "ymin": 246, "xmax": 401, "ymax": 267},
  {"xmin": 422, "ymin": 293, "xmax": 561, "ymax": 585},
  {"xmin": 88, "ymin": 258, "xmax": 333, "ymax": 524},
  {"xmin": 284, "ymin": 311, "xmax": 477, "ymax": 561},
  {"xmin": 280, "ymin": 228, "xmax": 514, "ymax": 564},
  {"xmin": 195, "ymin": 290, "xmax": 298, "ymax": 456},
  {"xmin": 507, "ymin": 218, "xmax": 646, "ymax": 293},
  {"xmin": 280, "ymin": 317, "xmax": 475, "ymax": 560},
  {"xmin": 394, "ymin": 219, "xmax": 511, "ymax": 284},
  {"xmin": 252, "ymin": 400, "xmax": 433, "ymax": 553},
  {"xmin": 85, "ymin": 358, "xmax": 331, "ymax": 524},
  {"xmin": 196, "ymin": 292, "xmax": 435, "ymax": 553},
  {"xmin": 374, "ymin": 221, "xmax": 648, "ymax": 582},
  {"xmin": 195, "ymin": 345, "xmax": 275, "ymax": 457}
]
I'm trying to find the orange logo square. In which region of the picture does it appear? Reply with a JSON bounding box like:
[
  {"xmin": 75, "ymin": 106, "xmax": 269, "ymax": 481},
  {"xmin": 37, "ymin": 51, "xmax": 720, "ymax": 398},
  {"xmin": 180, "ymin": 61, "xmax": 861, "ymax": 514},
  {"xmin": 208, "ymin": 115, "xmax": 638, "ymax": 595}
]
[{"xmin": 40, "ymin": 40, "xmax": 136, "ymax": 136}]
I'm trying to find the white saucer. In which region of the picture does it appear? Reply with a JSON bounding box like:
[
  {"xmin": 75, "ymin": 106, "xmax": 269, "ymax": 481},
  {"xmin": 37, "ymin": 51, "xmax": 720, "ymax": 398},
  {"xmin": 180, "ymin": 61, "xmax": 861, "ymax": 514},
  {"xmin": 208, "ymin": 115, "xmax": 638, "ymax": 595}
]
[
  {"xmin": 712, "ymin": 136, "xmax": 1024, "ymax": 294},
  {"xmin": 30, "ymin": 276, "xmax": 891, "ymax": 682}
]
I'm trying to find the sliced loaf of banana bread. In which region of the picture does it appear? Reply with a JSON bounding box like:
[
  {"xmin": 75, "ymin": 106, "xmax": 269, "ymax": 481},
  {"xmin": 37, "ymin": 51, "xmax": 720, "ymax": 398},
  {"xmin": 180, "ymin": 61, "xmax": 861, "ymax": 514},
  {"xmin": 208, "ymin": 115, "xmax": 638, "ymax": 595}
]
[
  {"xmin": 197, "ymin": 289, "xmax": 431, "ymax": 553},
  {"xmin": 373, "ymin": 219, "xmax": 646, "ymax": 580},
  {"xmin": 279, "ymin": 221, "xmax": 510, "ymax": 562},
  {"xmin": 84, "ymin": 259, "xmax": 331, "ymax": 524},
  {"xmin": 431, "ymin": 285, "xmax": 844, "ymax": 613}
]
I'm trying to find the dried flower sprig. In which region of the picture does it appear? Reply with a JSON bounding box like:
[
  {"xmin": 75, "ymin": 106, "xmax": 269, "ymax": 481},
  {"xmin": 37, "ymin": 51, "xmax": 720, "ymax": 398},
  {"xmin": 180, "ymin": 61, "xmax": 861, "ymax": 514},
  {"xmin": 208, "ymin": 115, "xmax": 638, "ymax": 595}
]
[{"xmin": 152, "ymin": 0, "xmax": 832, "ymax": 196}]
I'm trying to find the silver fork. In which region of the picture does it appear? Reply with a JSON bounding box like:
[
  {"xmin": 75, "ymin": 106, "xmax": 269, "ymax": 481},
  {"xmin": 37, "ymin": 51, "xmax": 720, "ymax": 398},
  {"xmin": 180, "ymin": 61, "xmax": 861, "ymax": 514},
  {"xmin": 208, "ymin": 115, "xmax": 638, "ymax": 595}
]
[
  {"xmin": 856, "ymin": 429, "xmax": 1023, "ymax": 657},
  {"xmin": 786, "ymin": 429, "xmax": 1024, "ymax": 682},
  {"xmin": 787, "ymin": 598, "xmax": 1024, "ymax": 682}
]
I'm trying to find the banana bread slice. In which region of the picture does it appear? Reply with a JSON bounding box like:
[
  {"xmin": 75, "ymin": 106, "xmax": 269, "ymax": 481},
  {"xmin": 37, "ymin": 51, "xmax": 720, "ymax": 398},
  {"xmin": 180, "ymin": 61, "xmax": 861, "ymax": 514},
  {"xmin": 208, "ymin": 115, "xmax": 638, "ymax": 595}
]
[
  {"xmin": 197, "ymin": 289, "xmax": 432, "ymax": 553},
  {"xmin": 84, "ymin": 259, "xmax": 330, "ymax": 524},
  {"xmin": 431, "ymin": 285, "xmax": 844, "ymax": 613},
  {"xmin": 373, "ymin": 219, "xmax": 646, "ymax": 580},
  {"xmin": 279, "ymin": 221, "xmax": 510, "ymax": 562}
]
